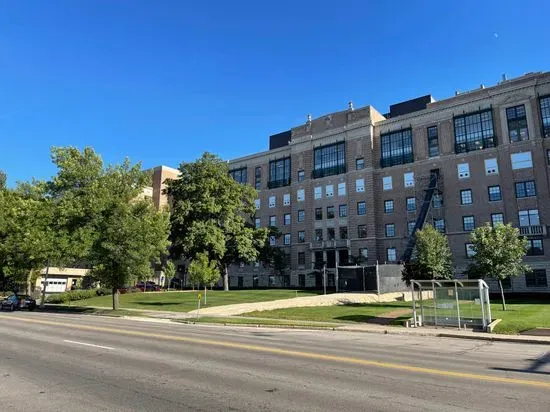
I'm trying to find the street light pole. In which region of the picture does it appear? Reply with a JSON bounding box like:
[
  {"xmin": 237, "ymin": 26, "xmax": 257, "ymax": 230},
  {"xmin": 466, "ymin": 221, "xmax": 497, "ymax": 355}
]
[{"xmin": 323, "ymin": 264, "xmax": 327, "ymax": 295}]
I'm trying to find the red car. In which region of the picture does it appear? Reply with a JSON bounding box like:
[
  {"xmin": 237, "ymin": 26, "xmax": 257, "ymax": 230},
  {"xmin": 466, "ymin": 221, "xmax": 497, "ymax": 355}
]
[{"xmin": 136, "ymin": 282, "xmax": 161, "ymax": 292}]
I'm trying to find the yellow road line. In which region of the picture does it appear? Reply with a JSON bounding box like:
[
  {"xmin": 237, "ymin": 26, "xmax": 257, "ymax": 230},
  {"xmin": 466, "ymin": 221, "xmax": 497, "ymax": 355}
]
[{"xmin": 1, "ymin": 314, "xmax": 549, "ymax": 389}]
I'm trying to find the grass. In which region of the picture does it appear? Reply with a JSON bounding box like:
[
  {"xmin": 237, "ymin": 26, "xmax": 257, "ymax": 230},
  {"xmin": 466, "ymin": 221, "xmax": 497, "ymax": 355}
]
[
  {"xmin": 491, "ymin": 299, "xmax": 550, "ymax": 334},
  {"xmin": 72, "ymin": 289, "xmax": 319, "ymax": 312}
]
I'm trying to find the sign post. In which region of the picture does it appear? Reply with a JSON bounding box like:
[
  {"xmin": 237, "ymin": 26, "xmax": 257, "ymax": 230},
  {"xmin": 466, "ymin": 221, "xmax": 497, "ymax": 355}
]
[{"xmin": 196, "ymin": 293, "xmax": 202, "ymax": 321}]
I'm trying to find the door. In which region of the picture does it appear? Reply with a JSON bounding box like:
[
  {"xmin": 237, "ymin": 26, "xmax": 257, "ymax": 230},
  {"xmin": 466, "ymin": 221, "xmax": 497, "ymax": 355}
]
[
  {"xmin": 44, "ymin": 278, "xmax": 67, "ymax": 293},
  {"xmin": 238, "ymin": 276, "xmax": 244, "ymax": 288}
]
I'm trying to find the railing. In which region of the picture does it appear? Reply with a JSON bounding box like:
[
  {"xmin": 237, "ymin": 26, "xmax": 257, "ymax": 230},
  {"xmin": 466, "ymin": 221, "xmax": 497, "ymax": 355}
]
[
  {"xmin": 267, "ymin": 178, "xmax": 291, "ymax": 189},
  {"xmin": 325, "ymin": 239, "xmax": 351, "ymax": 248},
  {"xmin": 310, "ymin": 241, "xmax": 324, "ymax": 249},
  {"xmin": 312, "ymin": 164, "xmax": 346, "ymax": 179},
  {"xmin": 454, "ymin": 136, "xmax": 497, "ymax": 154},
  {"xmin": 519, "ymin": 225, "xmax": 547, "ymax": 236}
]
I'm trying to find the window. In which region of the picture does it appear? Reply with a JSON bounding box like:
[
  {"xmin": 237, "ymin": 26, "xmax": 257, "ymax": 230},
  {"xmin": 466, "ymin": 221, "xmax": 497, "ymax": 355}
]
[
  {"xmin": 269, "ymin": 236, "xmax": 276, "ymax": 246},
  {"xmin": 511, "ymin": 152, "xmax": 532, "ymax": 170},
  {"xmin": 484, "ymin": 158, "xmax": 499, "ymax": 175},
  {"xmin": 491, "ymin": 213, "xmax": 504, "ymax": 227},
  {"xmin": 297, "ymin": 210, "xmax": 305, "ymax": 222},
  {"xmin": 547, "ymin": 150, "xmax": 550, "ymax": 165},
  {"xmin": 506, "ymin": 105, "xmax": 529, "ymax": 142},
  {"xmin": 327, "ymin": 228, "xmax": 335, "ymax": 240},
  {"xmin": 315, "ymin": 229, "xmax": 323, "ymax": 241},
  {"xmin": 255, "ymin": 218, "xmax": 261, "ymax": 229},
  {"xmin": 463, "ymin": 216, "xmax": 475, "ymax": 231},
  {"xmin": 385, "ymin": 224, "xmax": 395, "ymax": 237},
  {"xmin": 360, "ymin": 248, "xmax": 368, "ymax": 260},
  {"xmin": 283, "ymin": 234, "xmax": 291, "ymax": 245},
  {"xmin": 339, "ymin": 204, "xmax": 348, "ymax": 218},
  {"xmin": 230, "ymin": 167, "xmax": 247, "ymax": 184},
  {"xmin": 314, "ymin": 186, "xmax": 322, "ymax": 199},
  {"xmin": 381, "ymin": 128, "xmax": 413, "ymax": 167},
  {"xmin": 254, "ymin": 199, "xmax": 261, "ymax": 210},
  {"xmin": 433, "ymin": 219, "xmax": 445, "ymax": 233},
  {"xmin": 313, "ymin": 142, "xmax": 346, "ymax": 178},
  {"xmin": 408, "ymin": 221, "xmax": 416, "ymax": 236},
  {"xmin": 282, "ymin": 194, "xmax": 290, "ymax": 206},
  {"xmin": 457, "ymin": 163, "xmax": 470, "ymax": 179},
  {"xmin": 432, "ymin": 193, "xmax": 443, "ymax": 208},
  {"xmin": 454, "ymin": 109, "xmax": 496, "ymax": 153},
  {"xmin": 519, "ymin": 209, "xmax": 539, "ymax": 226},
  {"xmin": 357, "ymin": 201, "xmax": 366, "ymax": 216},
  {"xmin": 516, "ymin": 181, "xmax": 536, "ymax": 198},
  {"xmin": 527, "ymin": 238, "xmax": 544, "ymax": 255},
  {"xmin": 284, "ymin": 213, "xmax": 291, "ymax": 225},
  {"xmin": 526, "ymin": 269, "xmax": 547, "ymax": 287},
  {"xmin": 465, "ymin": 243, "xmax": 476, "ymax": 258},
  {"xmin": 298, "ymin": 231, "xmax": 305, "ymax": 243},
  {"xmin": 326, "ymin": 206, "xmax": 335, "ymax": 219},
  {"xmin": 384, "ymin": 200, "xmax": 394, "ymax": 214},
  {"xmin": 255, "ymin": 166, "xmax": 262, "ymax": 190},
  {"xmin": 356, "ymin": 158, "xmax": 365, "ymax": 170},
  {"xmin": 298, "ymin": 170, "xmax": 305, "ymax": 182},
  {"xmin": 488, "ymin": 185, "xmax": 502, "ymax": 201},
  {"xmin": 383, "ymin": 176, "xmax": 393, "ymax": 190},
  {"xmin": 338, "ymin": 182, "xmax": 346, "ymax": 196},
  {"xmin": 406, "ymin": 197, "xmax": 416, "ymax": 212},
  {"xmin": 358, "ymin": 225, "xmax": 367, "ymax": 238},
  {"xmin": 325, "ymin": 185, "xmax": 334, "ymax": 198},
  {"xmin": 355, "ymin": 178, "xmax": 365, "ymax": 192},
  {"xmin": 269, "ymin": 216, "xmax": 277, "ymax": 227},
  {"xmin": 298, "ymin": 252, "xmax": 305, "ymax": 266},
  {"xmin": 501, "ymin": 277, "xmax": 512, "ymax": 289},
  {"xmin": 268, "ymin": 157, "xmax": 291, "ymax": 188},
  {"xmin": 297, "ymin": 189, "xmax": 305, "ymax": 202},
  {"xmin": 387, "ymin": 248, "xmax": 397, "ymax": 262},
  {"xmin": 269, "ymin": 196, "xmax": 276, "ymax": 208},
  {"xmin": 339, "ymin": 227, "xmax": 348, "ymax": 240},
  {"xmin": 460, "ymin": 189, "xmax": 473, "ymax": 205},
  {"xmin": 315, "ymin": 208, "xmax": 323, "ymax": 221},
  {"xmin": 541, "ymin": 96, "xmax": 550, "ymax": 138},
  {"xmin": 427, "ymin": 126, "xmax": 439, "ymax": 157},
  {"xmin": 404, "ymin": 172, "xmax": 415, "ymax": 188}
]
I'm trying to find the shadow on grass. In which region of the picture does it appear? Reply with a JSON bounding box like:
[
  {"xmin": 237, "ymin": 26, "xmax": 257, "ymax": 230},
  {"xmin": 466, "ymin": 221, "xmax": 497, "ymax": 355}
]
[
  {"xmin": 130, "ymin": 301, "xmax": 183, "ymax": 307},
  {"xmin": 35, "ymin": 305, "xmax": 135, "ymax": 317},
  {"xmin": 334, "ymin": 315, "xmax": 377, "ymax": 323},
  {"xmin": 336, "ymin": 302, "xmax": 412, "ymax": 309}
]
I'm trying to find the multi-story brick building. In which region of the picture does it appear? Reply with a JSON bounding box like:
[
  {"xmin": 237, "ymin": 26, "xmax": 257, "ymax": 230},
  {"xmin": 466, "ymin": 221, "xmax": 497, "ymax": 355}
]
[{"xmin": 227, "ymin": 71, "xmax": 550, "ymax": 293}]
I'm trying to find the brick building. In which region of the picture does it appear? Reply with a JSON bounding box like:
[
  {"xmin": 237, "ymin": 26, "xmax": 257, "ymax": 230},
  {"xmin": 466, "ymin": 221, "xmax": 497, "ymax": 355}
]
[{"xmin": 227, "ymin": 71, "xmax": 550, "ymax": 292}]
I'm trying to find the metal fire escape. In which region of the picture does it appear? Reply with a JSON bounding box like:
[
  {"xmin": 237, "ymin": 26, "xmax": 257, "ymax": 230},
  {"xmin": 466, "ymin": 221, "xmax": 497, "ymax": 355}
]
[{"xmin": 402, "ymin": 169, "xmax": 441, "ymax": 262}]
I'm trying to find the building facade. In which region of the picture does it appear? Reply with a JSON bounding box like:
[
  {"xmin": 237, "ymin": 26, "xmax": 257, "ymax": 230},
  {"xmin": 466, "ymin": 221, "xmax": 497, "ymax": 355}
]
[{"xmin": 227, "ymin": 71, "xmax": 550, "ymax": 293}]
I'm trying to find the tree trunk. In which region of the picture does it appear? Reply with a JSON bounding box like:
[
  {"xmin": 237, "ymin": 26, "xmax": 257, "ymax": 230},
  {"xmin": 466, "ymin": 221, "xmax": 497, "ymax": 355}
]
[
  {"xmin": 204, "ymin": 285, "xmax": 207, "ymax": 305},
  {"xmin": 112, "ymin": 288, "xmax": 120, "ymax": 310},
  {"xmin": 498, "ymin": 279, "xmax": 507, "ymax": 311},
  {"xmin": 223, "ymin": 264, "xmax": 229, "ymax": 291}
]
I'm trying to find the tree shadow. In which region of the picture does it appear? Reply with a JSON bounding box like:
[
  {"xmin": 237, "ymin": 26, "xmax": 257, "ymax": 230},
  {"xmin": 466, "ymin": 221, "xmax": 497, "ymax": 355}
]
[
  {"xmin": 491, "ymin": 352, "xmax": 550, "ymax": 376},
  {"xmin": 334, "ymin": 315, "xmax": 377, "ymax": 323},
  {"xmin": 130, "ymin": 301, "xmax": 182, "ymax": 307},
  {"xmin": 36, "ymin": 305, "xmax": 99, "ymax": 314}
]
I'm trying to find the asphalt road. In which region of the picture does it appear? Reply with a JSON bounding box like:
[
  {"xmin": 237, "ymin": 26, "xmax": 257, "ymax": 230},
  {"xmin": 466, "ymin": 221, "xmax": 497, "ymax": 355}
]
[{"xmin": 0, "ymin": 312, "xmax": 549, "ymax": 412}]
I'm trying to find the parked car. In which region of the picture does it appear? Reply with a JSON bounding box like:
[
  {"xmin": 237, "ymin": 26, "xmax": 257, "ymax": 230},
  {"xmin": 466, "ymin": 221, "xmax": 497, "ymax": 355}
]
[
  {"xmin": 1, "ymin": 294, "xmax": 37, "ymax": 311},
  {"xmin": 118, "ymin": 285, "xmax": 141, "ymax": 294},
  {"xmin": 136, "ymin": 282, "xmax": 161, "ymax": 292}
]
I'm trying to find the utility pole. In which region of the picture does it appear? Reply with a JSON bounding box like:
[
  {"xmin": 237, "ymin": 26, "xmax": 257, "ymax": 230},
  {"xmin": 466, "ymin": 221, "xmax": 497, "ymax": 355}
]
[{"xmin": 323, "ymin": 263, "xmax": 327, "ymax": 295}]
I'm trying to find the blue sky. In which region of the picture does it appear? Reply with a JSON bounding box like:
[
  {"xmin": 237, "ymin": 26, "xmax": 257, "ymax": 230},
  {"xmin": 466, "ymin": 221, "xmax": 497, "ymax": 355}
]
[{"xmin": 1, "ymin": 0, "xmax": 549, "ymax": 185}]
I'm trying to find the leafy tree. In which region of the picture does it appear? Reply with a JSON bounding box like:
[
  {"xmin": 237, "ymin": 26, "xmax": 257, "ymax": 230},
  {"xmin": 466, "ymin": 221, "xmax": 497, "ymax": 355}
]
[
  {"xmin": 166, "ymin": 152, "xmax": 267, "ymax": 290},
  {"xmin": 0, "ymin": 171, "xmax": 6, "ymax": 189},
  {"xmin": 402, "ymin": 225, "xmax": 453, "ymax": 286},
  {"xmin": 187, "ymin": 252, "xmax": 220, "ymax": 304},
  {"xmin": 163, "ymin": 260, "xmax": 176, "ymax": 290},
  {"xmin": 466, "ymin": 223, "xmax": 529, "ymax": 311},
  {"xmin": 257, "ymin": 226, "xmax": 289, "ymax": 280}
]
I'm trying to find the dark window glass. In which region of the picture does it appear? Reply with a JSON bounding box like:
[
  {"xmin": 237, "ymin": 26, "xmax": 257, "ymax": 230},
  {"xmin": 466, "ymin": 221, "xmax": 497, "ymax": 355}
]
[
  {"xmin": 433, "ymin": 219, "xmax": 445, "ymax": 233},
  {"xmin": 298, "ymin": 231, "xmax": 305, "ymax": 243},
  {"xmin": 432, "ymin": 193, "xmax": 443, "ymax": 208},
  {"xmin": 385, "ymin": 223, "xmax": 395, "ymax": 237},
  {"xmin": 384, "ymin": 200, "xmax": 394, "ymax": 213},
  {"xmin": 491, "ymin": 213, "xmax": 504, "ymax": 227},
  {"xmin": 358, "ymin": 225, "xmax": 367, "ymax": 238},
  {"xmin": 381, "ymin": 129, "xmax": 413, "ymax": 168},
  {"xmin": 230, "ymin": 167, "xmax": 248, "ymax": 184},
  {"xmin": 298, "ymin": 252, "xmax": 305, "ymax": 265},
  {"xmin": 408, "ymin": 221, "xmax": 416, "ymax": 236},
  {"xmin": 454, "ymin": 110, "xmax": 496, "ymax": 153},
  {"xmin": 506, "ymin": 105, "xmax": 529, "ymax": 142},
  {"xmin": 339, "ymin": 227, "xmax": 348, "ymax": 240},
  {"xmin": 327, "ymin": 206, "xmax": 335, "ymax": 219},
  {"xmin": 298, "ymin": 210, "xmax": 305, "ymax": 222},
  {"xmin": 488, "ymin": 185, "xmax": 502, "ymax": 201},
  {"xmin": 463, "ymin": 216, "xmax": 475, "ymax": 231},
  {"xmin": 283, "ymin": 234, "xmax": 291, "ymax": 245},
  {"xmin": 356, "ymin": 158, "xmax": 365, "ymax": 170},
  {"xmin": 515, "ymin": 181, "xmax": 536, "ymax": 198},
  {"xmin": 298, "ymin": 170, "xmax": 305, "ymax": 182},
  {"xmin": 460, "ymin": 189, "xmax": 473, "ymax": 205},
  {"xmin": 501, "ymin": 277, "xmax": 512, "ymax": 288},
  {"xmin": 427, "ymin": 126, "xmax": 439, "ymax": 157},
  {"xmin": 339, "ymin": 204, "xmax": 347, "ymax": 218},
  {"xmin": 357, "ymin": 201, "xmax": 366, "ymax": 216},
  {"xmin": 315, "ymin": 229, "xmax": 323, "ymax": 241},
  {"xmin": 526, "ymin": 269, "xmax": 548, "ymax": 286},
  {"xmin": 540, "ymin": 96, "xmax": 550, "ymax": 138},
  {"xmin": 254, "ymin": 166, "xmax": 261, "ymax": 190},
  {"xmin": 327, "ymin": 228, "xmax": 335, "ymax": 240},
  {"xmin": 315, "ymin": 208, "xmax": 323, "ymax": 221},
  {"xmin": 268, "ymin": 157, "xmax": 291, "ymax": 188},
  {"xmin": 313, "ymin": 142, "xmax": 346, "ymax": 178},
  {"xmin": 406, "ymin": 197, "xmax": 416, "ymax": 212},
  {"xmin": 527, "ymin": 239, "xmax": 544, "ymax": 256}
]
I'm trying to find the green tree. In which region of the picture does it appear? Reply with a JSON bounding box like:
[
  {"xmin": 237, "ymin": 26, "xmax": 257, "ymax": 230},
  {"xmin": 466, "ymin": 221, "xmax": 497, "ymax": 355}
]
[
  {"xmin": 188, "ymin": 252, "xmax": 220, "ymax": 304},
  {"xmin": 402, "ymin": 225, "xmax": 453, "ymax": 286},
  {"xmin": 466, "ymin": 223, "xmax": 529, "ymax": 311},
  {"xmin": 163, "ymin": 260, "xmax": 176, "ymax": 290},
  {"xmin": 166, "ymin": 152, "xmax": 267, "ymax": 291}
]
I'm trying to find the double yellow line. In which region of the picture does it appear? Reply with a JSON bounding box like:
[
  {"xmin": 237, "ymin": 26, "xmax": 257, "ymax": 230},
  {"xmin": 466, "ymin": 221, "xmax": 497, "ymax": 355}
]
[{"xmin": 2, "ymin": 314, "xmax": 549, "ymax": 389}]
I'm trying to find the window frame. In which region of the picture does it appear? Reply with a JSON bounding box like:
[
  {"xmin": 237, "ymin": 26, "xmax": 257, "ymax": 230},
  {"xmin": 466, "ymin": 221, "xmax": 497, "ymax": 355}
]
[
  {"xmin": 385, "ymin": 223, "xmax": 395, "ymax": 237},
  {"xmin": 406, "ymin": 197, "xmax": 416, "ymax": 212},
  {"xmin": 357, "ymin": 225, "xmax": 367, "ymax": 238},
  {"xmin": 355, "ymin": 178, "xmax": 365, "ymax": 192},
  {"xmin": 313, "ymin": 141, "xmax": 346, "ymax": 178},
  {"xmin": 511, "ymin": 151, "xmax": 533, "ymax": 170},
  {"xmin": 339, "ymin": 204, "xmax": 348, "ymax": 218},
  {"xmin": 382, "ymin": 176, "xmax": 393, "ymax": 191},
  {"xmin": 539, "ymin": 95, "xmax": 550, "ymax": 138},
  {"xmin": 298, "ymin": 252, "xmax": 306, "ymax": 265},
  {"xmin": 298, "ymin": 231, "xmax": 305, "ymax": 243},
  {"xmin": 337, "ymin": 182, "xmax": 346, "ymax": 196},
  {"xmin": 488, "ymin": 185, "xmax": 502, "ymax": 202},
  {"xmin": 526, "ymin": 239, "xmax": 544, "ymax": 256},
  {"xmin": 381, "ymin": 128, "xmax": 414, "ymax": 167},
  {"xmin": 384, "ymin": 199, "xmax": 394, "ymax": 214},
  {"xmin": 519, "ymin": 209, "xmax": 540, "ymax": 227},
  {"xmin": 515, "ymin": 181, "xmax": 537, "ymax": 198},
  {"xmin": 491, "ymin": 213, "xmax": 504, "ymax": 227},
  {"xmin": 526, "ymin": 269, "xmax": 547, "ymax": 287},
  {"xmin": 297, "ymin": 170, "xmax": 305, "ymax": 182},
  {"xmin": 268, "ymin": 157, "xmax": 291, "ymax": 188},
  {"xmin": 326, "ymin": 206, "xmax": 335, "ymax": 219},
  {"xmin": 297, "ymin": 209, "xmax": 305, "ymax": 223},
  {"xmin": 427, "ymin": 125, "xmax": 439, "ymax": 157},
  {"xmin": 463, "ymin": 215, "xmax": 475, "ymax": 232},
  {"xmin": 254, "ymin": 166, "xmax": 262, "ymax": 190},
  {"xmin": 506, "ymin": 104, "xmax": 529, "ymax": 142},
  {"xmin": 433, "ymin": 218, "xmax": 445, "ymax": 233},
  {"xmin": 315, "ymin": 208, "xmax": 323, "ymax": 221},
  {"xmin": 284, "ymin": 213, "xmax": 291, "ymax": 225},
  {"xmin": 460, "ymin": 189, "xmax": 473, "ymax": 205},
  {"xmin": 453, "ymin": 109, "xmax": 496, "ymax": 153},
  {"xmin": 404, "ymin": 172, "xmax": 415, "ymax": 188},
  {"xmin": 355, "ymin": 158, "xmax": 365, "ymax": 170},
  {"xmin": 229, "ymin": 167, "xmax": 248, "ymax": 185},
  {"xmin": 386, "ymin": 248, "xmax": 397, "ymax": 262},
  {"xmin": 357, "ymin": 201, "xmax": 366, "ymax": 216},
  {"xmin": 339, "ymin": 226, "xmax": 348, "ymax": 240},
  {"xmin": 283, "ymin": 233, "xmax": 291, "ymax": 246}
]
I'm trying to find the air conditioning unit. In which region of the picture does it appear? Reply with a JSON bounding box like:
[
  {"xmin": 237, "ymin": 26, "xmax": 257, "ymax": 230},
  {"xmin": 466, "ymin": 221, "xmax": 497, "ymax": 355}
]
[
  {"xmin": 459, "ymin": 172, "xmax": 470, "ymax": 178},
  {"xmin": 487, "ymin": 169, "xmax": 497, "ymax": 175}
]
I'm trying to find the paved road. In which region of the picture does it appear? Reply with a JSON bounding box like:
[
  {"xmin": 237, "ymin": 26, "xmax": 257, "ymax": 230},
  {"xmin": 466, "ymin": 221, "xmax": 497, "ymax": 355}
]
[{"xmin": 0, "ymin": 312, "xmax": 549, "ymax": 412}]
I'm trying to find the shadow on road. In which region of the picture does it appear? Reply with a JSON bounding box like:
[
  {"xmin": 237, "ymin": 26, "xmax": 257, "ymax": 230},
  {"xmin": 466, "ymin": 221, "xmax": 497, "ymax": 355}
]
[{"xmin": 491, "ymin": 352, "xmax": 550, "ymax": 376}]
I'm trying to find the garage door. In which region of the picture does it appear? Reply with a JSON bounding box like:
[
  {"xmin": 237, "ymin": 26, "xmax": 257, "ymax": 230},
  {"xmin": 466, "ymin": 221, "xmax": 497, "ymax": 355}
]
[{"xmin": 43, "ymin": 278, "xmax": 67, "ymax": 293}]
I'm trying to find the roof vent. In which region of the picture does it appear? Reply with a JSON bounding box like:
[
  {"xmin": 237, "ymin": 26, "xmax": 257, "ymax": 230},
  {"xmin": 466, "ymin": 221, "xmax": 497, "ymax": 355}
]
[{"xmin": 348, "ymin": 101, "xmax": 354, "ymax": 111}]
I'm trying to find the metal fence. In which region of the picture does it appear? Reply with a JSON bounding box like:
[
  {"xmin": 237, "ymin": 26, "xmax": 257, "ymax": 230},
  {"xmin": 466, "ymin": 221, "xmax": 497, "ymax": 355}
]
[{"xmin": 411, "ymin": 279, "xmax": 492, "ymax": 331}]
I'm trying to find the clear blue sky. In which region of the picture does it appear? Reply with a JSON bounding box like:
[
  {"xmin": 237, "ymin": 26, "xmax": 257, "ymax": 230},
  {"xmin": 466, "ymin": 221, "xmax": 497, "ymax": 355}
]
[{"xmin": 1, "ymin": 0, "xmax": 549, "ymax": 185}]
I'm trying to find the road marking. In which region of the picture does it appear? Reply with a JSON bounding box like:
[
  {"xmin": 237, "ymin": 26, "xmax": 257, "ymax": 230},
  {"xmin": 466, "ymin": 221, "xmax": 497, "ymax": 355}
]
[
  {"xmin": 1, "ymin": 314, "xmax": 549, "ymax": 389},
  {"xmin": 63, "ymin": 340, "xmax": 116, "ymax": 350}
]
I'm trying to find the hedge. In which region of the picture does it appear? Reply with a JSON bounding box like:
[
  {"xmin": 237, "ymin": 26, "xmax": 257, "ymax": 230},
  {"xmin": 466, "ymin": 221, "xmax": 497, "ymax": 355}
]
[{"xmin": 45, "ymin": 288, "xmax": 112, "ymax": 304}]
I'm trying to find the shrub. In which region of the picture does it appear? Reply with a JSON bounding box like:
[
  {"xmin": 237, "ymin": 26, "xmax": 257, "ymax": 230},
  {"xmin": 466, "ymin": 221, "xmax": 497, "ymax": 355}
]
[
  {"xmin": 45, "ymin": 288, "xmax": 111, "ymax": 304},
  {"xmin": 96, "ymin": 287, "xmax": 111, "ymax": 296}
]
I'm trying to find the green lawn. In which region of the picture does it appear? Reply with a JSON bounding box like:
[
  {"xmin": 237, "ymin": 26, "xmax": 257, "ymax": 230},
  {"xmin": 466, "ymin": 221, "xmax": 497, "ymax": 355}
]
[
  {"xmin": 491, "ymin": 300, "xmax": 550, "ymax": 334},
  {"xmin": 72, "ymin": 289, "xmax": 318, "ymax": 312}
]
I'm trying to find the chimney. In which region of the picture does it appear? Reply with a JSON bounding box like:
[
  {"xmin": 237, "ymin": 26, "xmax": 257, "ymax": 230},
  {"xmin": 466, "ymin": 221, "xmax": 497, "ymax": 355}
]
[{"xmin": 348, "ymin": 101, "xmax": 354, "ymax": 111}]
